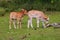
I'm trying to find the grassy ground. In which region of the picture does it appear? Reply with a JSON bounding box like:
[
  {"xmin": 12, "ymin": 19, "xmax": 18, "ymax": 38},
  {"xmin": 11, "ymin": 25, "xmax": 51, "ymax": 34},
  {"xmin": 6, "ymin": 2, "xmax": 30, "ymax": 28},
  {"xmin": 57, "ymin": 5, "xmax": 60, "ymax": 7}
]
[{"xmin": 0, "ymin": 12, "xmax": 60, "ymax": 40}]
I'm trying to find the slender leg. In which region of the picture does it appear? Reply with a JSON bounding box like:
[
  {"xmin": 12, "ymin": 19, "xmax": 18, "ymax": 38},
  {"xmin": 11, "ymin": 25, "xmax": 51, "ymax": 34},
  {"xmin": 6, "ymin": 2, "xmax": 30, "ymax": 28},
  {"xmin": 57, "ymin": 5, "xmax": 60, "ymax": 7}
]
[
  {"xmin": 42, "ymin": 21, "xmax": 46, "ymax": 28},
  {"xmin": 9, "ymin": 20, "xmax": 12, "ymax": 29},
  {"xmin": 28, "ymin": 18, "xmax": 33, "ymax": 28},
  {"xmin": 17, "ymin": 20, "xmax": 19, "ymax": 29},
  {"xmin": 13, "ymin": 20, "xmax": 16, "ymax": 29},
  {"xmin": 30, "ymin": 18, "xmax": 33, "ymax": 28},
  {"xmin": 17, "ymin": 19, "xmax": 21, "ymax": 29},
  {"xmin": 19, "ymin": 20, "xmax": 22, "ymax": 28},
  {"xmin": 27, "ymin": 19, "xmax": 30, "ymax": 28},
  {"xmin": 37, "ymin": 18, "xmax": 40, "ymax": 28}
]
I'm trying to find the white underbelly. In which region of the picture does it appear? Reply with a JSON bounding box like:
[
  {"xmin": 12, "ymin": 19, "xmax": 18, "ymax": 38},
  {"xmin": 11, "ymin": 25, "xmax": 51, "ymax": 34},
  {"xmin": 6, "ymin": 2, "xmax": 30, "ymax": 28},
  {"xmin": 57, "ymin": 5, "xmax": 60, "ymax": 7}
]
[
  {"xmin": 31, "ymin": 14, "xmax": 40, "ymax": 18},
  {"xmin": 32, "ymin": 15, "xmax": 38, "ymax": 18}
]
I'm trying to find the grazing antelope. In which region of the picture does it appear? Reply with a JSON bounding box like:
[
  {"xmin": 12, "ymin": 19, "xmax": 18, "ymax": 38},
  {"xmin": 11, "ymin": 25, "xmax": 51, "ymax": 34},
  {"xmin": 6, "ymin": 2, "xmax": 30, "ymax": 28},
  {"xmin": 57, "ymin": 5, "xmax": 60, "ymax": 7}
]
[
  {"xmin": 27, "ymin": 10, "xmax": 49, "ymax": 28},
  {"xmin": 9, "ymin": 9, "xmax": 27, "ymax": 29}
]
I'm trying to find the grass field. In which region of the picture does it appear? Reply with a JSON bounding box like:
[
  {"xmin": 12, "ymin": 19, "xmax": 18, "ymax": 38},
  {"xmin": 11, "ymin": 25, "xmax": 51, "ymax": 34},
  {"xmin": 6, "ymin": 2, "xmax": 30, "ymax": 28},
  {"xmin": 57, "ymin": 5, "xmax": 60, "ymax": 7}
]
[{"xmin": 0, "ymin": 12, "xmax": 60, "ymax": 40}]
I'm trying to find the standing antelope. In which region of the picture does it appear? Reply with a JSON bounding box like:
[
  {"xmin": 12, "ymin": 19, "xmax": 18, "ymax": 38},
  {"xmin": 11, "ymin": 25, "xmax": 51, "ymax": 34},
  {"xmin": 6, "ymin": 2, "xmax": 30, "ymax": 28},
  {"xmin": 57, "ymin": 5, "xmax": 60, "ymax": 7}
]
[
  {"xmin": 27, "ymin": 10, "xmax": 49, "ymax": 28},
  {"xmin": 9, "ymin": 9, "xmax": 27, "ymax": 29}
]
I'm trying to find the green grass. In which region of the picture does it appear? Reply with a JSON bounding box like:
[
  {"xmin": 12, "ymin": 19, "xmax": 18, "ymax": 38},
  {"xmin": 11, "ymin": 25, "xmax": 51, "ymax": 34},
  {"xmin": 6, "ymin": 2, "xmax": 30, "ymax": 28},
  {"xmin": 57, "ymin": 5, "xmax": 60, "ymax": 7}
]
[{"xmin": 0, "ymin": 12, "xmax": 60, "ymax": 40}]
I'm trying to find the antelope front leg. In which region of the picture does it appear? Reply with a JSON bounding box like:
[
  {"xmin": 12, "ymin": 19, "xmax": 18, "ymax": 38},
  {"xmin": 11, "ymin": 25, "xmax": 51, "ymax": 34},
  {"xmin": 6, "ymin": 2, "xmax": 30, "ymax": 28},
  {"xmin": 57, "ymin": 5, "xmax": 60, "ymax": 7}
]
[
  {"xmin": 13, "ymin": 20, "xmax": 16, "ymax": 29},
  {"xmin": 27, "ymin": 20, "xmax": 30, "ymax": 28},
  {"xmin": 19, "ymin": 21, "xmax": 22, "ymax": 28},
  {"xmin": 27, "ymin": 20, "xmax": 33, "ymax": 28},
  {"xmin": 37, "ymin": 19, "xmax": 40, "ymax": 28},
  {"xmin": 30, "ymin": 19, "xmax": 33, "ymax": 28},
  {"xmin": 9, "ymin": 20, "xmax": 12, "ymax": 29},
  {"xmin": 28, "ymin": 18, "xmax": 33, "ymax": 28},
  {"xmin": 17, "ymin": 20, "xmax": 21, "ymax": 29},
  {"xmin": 17, "ymin": 20, "xmax": 19, "ymax": 29},
  {"xmin": 42, "ymin": 22, "xmax": 46, "ymax": 28}
]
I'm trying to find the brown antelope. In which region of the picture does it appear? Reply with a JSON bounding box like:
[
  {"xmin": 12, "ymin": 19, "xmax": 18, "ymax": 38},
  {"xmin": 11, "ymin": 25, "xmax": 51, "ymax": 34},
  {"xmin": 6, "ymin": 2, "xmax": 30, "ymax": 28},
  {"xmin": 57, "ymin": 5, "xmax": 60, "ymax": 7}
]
[
  {"xmin": 27, "ymin": 10, "xmax": 49, "ymax": 28},
  {"xmin": 9, "ymin": 9, "xmax": 27, "ymax": 29}
]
